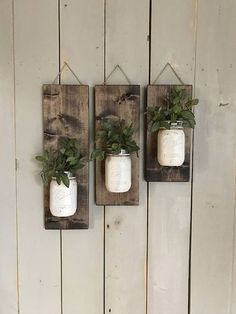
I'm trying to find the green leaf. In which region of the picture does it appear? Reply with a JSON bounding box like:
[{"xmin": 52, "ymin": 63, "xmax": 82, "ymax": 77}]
[
  {"xmin": 61, "ymin": 173, "xmax": 70, "ymax": 188},
  {"xmin": 35, "ymin": 155, "xmax": 45, "ymax": 162},
  {"xmin": 186, "ymin": 99, "xmax": 199, "ymax": 107},
  {"xmin": 181, "ymin": 110, "xmax": 194, "ymax": 120},
  {"xmin": 90, "ymin": 149, "xmax": 105, "ymax": 161},
  {"xmin": 150, "ymin": 121, "xmax": 160, "ymax": 132}
]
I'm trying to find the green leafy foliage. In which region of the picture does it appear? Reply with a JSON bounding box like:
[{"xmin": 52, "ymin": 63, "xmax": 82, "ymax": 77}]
[
  {"xmin": 35, "ymin": 137, "xmax": 88, "ymax": 187},
  {"xmin": 91, "ymin": 118, "xmax": 140, "ymax": 160},
  {"xmin": 146, "ymin": 86, "xmax": 199, "ymax": 132}
]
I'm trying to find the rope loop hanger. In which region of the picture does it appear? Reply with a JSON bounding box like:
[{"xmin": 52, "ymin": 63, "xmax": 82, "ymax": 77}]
[
  {"xmin": 152, "ymin": 62, "xmax": 185, "ymax": 85},
  {"xmin": 104, "ymin": 64, "xmax": 131, "ymax": 85},
  {"xmin": 53, "ymin": 61, "xmax": 83, "ymax": 85}
]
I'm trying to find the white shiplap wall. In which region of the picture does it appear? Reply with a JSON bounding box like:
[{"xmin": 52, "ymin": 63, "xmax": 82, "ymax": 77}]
[{"xmin": 0, "ymin": 1, "xmax": 235, "ymax": 314}]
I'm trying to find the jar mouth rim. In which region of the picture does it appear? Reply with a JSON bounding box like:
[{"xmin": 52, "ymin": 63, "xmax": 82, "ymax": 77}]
[
  {"xmin": 52, "ymin": 171, "xmax": 76, "ymax": 179},
  {"xmin": 106, "ymin": 149, "xmax": 130, "ymax": 156},
  {"xmin": 160, "ymin": 120, "xmax": 184, "ymax": 129}
]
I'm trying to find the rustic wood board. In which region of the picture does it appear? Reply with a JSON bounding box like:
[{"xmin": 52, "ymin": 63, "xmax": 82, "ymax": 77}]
[
  {"xmin": 43, "ymin": 84, "xmax": 89, "ymax": 229},
  {"xmin": 145, "ymin": 84, "xmax": 192, "ymax": 182},
  {"xmin": 95, "ymin": 85, "xmax": 140, "ymax": 205}
]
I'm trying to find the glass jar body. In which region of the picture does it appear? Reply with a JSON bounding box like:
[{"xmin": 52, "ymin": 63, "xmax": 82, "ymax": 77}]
[
  {"xmin": 50, "ymin": 174, "xmax": 77, "ymax": 217},
  {"xmin": 105, "ymin": 150, "xmax": 131, "ymax": 193},
  {"xmin": 157, "ymin": 124, "xmax": 185, "ymax": 167}
]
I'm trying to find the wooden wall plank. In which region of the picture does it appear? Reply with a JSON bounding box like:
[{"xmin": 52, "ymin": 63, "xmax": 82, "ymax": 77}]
[
  {"xmin": 14, "ymin": 1, "xmax": 61, "ymax": 313},
  {"xmin": 0, "ymin": 1, "xmax": 18, "ymax": 313},
  {"xmin": 148, "ymin": 0, "xmax": 197, "ymax": 313},
  {"xmin": 95, "ymin": 85, "xmax": 140, "ymax": 206},
  {"xmin": 43, "ymin": 84, "xmax": 89, "ymax": 229},
  {"xmin": 145, "ymin": 84, "xmax": 192, "ymax": 182},
  {"xmin": 191, "ymin": 0, "xmax": 236, "ymax": 313},
  {"xmin": 60, "ymin": 0, "xmax": 104, "ymax": 313},
  {"xmin": 105, "ymin": 0, "xmax": 149, "ymax": 313}
]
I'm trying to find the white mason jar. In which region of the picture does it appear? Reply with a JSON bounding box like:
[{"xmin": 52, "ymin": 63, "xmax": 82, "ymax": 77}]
[
  {"xmin": 157, "ymin": 122, "xmax": 185, "ymax": 166},
  {"xmin": 105, "ymin": 149, "xmax": 132, "ymax": 193},
  {"xmin": 50, "ymin": 172, "xmax": 77, "ymax": 217}
]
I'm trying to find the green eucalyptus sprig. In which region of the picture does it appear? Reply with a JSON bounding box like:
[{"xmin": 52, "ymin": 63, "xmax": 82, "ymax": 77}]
[
  {"xmin": 35, "ymin": 137, "xmax": 88, "ymax": 187},
  {"xmin": 91, "ymin": 118, "xmax": 140, "ymax": 161},
  {"xmin": 146, "ymin": 86, "xmax": 199, "ymax": 133}
]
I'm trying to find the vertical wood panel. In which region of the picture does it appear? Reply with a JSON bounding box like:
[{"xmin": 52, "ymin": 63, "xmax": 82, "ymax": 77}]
[
  {"xmin": 60, "ymin": 0, "xmax": 104, "ymax": 313},
  {"xmin": 148, "ymin": 0, "xmax": 197, "ymax": 313},
  {"xmin": 191, "ymin": 0, "xmax": 236, "ymax": 313},
  {"xmin": 0, "ymin": 1, "xmax": 18, "ymax": 313},
  {"xmin": 105, "ymin": 0, "xmax": 149, "ymax": 313},
  {"xmin": 14, "ymin": 1, "xmax": 61, "ymax": 313}
]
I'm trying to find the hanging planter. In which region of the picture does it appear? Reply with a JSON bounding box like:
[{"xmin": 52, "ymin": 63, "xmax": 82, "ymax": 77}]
[
  {"xmin": 146, "ymin": 86, "xmax": 199, "ymax": 167},
  {"xmin": 157, "ymin": 121, "xmax": 185, "ymax": 166},
  {"xmin": 91, "ymin": 117, "xmax": 139, "ymax": 194},
  {"xmin": 35, "ymin": 137, "xmax": 88, "ymax": 218},
  {"xmin": 105, "ymin": 149, "xmax": 131, "ymax": 193}
]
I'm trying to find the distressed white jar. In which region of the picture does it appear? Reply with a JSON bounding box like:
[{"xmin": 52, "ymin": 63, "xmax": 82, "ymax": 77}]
[
  {"xmin": 50, "ymin": 172, "xmax": 77, "ymax": 217},
  {"xmin": 157, "ymin": 122, "xmax": 185, "ymax": 166},
  {"xmin": 105, "ymin": 149, "xmax": 131, "ymax": 193}
]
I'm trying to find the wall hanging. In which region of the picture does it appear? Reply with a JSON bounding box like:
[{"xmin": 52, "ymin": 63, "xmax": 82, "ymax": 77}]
[
  {"xmin": 145, "ymin": 63, "xmax": 198, "ymax": 182},
  {"xmin": 37, "ymin": 69, "xmax": 89, "ymax": 229},
  {"xmin": 94, "ymin": 65, "xmax": 140, "ymax": 205}
]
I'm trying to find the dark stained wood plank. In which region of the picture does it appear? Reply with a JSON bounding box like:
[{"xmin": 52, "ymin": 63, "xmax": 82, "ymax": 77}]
[
  {"xmin": 145, "ymin": 84, "xmax": 192, "ymax": 182},
  {"xmin": 43, "ymin": 84, "xmax": 89, "ymax": 229},
  {"xmin": 95, "ymin": 85, "xmax": 140, "ymax": 205}
]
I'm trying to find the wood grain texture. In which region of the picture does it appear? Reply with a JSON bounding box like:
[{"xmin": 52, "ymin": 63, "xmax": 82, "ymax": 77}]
[
  {"xmin": 0, "ymin": 1, "xmax": 18, "ymax": 313},
  {"xmin": 14, "ymin": 1, "xmax": 61, "ymax": 313},
  {"xmin": 191, "ymin": 0, "xmax": 236, "ymax": 313},
  {"xmin": 60, "ymin": 0, "xmax": 104, "ymax": 313},
  {"xmin": 147, "ymin": 0, "xmax": 197, "ymax": 313},
  {"xmin": 145, "ymin": 84, "xmax": 192, "ymax": 182},
  {"xmin": 43, "ymin": 84, "xmax": 89, "ymax": 229},
  {"xmin": 95, "ymin": 85, "xmax": 140, "ymax": 206}
]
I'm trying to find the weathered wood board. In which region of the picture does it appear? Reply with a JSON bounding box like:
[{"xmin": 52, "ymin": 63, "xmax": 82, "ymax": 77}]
[
  {"xmin": 43, "ymin": 84, "xmax": 89, "ymax": 229},
  {"xmin": 145, "ymin": 84, "xmax": 192, "ymax": 182},
  {"xmin": 95, "ymin": 85, "xmax": 140, "ymax": 205}
]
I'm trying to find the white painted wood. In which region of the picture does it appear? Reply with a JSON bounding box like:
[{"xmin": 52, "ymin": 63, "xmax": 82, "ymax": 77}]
[
  {"xmin": 191, "ymin": 0, "xmax": 236, "ymax": 313},
  {"xmin": 148, "ymin": 1, "xmax": 197, "ymax": 313},
  {"xmin": 60, "ymin": 1, "xmax": 104, "ymax": 313},
  {"xmin": 105, "ymin": 1, "xmax": 149, "ymax": 314},
  {"xmin": 14, "ymin": 1, "xmax": 61, "ymax": 313},
  {"xmin": 0, "ymin": 1, "xmax": 18, "ymax": 313},
  {"xmin": 231, "ymin": 207, "xmax": 236, "ymax": 314}
]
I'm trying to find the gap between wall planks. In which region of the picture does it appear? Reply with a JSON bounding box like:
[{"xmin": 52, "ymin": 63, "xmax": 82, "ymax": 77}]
[
  {"xmin": 95, "ymin": 84, "xmax": 140, "ymax": 206},
  {"xmin": 145, "ymin": 84, "xmax": 192, "ymax": 182},
  {"xmin": 43, "ymin": 84, "xmax": 89, "ymax": 229}
]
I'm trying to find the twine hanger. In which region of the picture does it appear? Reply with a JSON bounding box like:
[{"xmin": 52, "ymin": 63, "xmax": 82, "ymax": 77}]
[
  {"xmin": 152, "ymin": 62, "xmax": 184, "ymax": 85},
  {"xmin": 104, "ymin": 64, "xmax": 131, "ymax": 84},
  {"xmin": 53, "ymin": 61, "xmax": 83, "ymax": 85}
]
